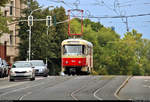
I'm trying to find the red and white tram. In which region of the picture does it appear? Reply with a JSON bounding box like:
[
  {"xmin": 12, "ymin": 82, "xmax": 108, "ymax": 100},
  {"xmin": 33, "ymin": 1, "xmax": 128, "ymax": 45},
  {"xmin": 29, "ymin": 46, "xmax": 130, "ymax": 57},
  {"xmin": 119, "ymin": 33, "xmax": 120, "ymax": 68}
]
[{"xmin": 61, "ymin": 38, "xmax": 93, "ymax": 75}]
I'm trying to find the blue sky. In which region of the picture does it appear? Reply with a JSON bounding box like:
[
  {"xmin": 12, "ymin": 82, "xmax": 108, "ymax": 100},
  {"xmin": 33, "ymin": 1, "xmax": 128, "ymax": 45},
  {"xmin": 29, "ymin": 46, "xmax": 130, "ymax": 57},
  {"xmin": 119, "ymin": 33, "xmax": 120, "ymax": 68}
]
[{"xmin": 36, "ymin": 0, "xmax": 150, "ymax": 39}]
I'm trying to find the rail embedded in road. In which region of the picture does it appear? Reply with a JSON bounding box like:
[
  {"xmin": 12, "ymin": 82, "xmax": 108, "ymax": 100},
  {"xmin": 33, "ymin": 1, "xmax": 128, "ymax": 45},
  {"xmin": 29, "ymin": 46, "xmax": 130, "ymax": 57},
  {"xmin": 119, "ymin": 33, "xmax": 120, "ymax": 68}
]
[{"xmin": 0, "ymin": 75, "xmax": 130, "ymax": 100}]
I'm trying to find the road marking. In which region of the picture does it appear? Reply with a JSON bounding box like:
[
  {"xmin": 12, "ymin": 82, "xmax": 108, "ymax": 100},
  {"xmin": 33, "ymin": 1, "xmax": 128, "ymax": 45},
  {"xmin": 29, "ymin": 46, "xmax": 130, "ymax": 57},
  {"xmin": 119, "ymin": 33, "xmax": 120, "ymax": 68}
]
[
  {"xmin": 71, "ymin": 86, "xmax": 85, "ymax": 100},
  {"xmin": 0, "ymin": 82, "xmax": 46, "ymax": 99},
  {"xmin": 143, "ymin": 85, "xmax": 148, "ymax": 88},
  {"xmin": 93, "ymin": 88, "xmax": 103, "ymax": 100},
  {"xmin": 114, "ymin": 76, "xmax": 132, "ymax": 100},
  {"xmin": 70, "ymin": 77, "xmax": 92, "ymax": 100},
  {"xmin": 143, "ymin": 84, "xmax": 150, "ymax": 88},
  {"xmin": 0, "ymin": 77, "xmax": 8, "ymax": 81},
  {"xmin": 18, "ymin": 92, "xmax": 32, "ymax": 100},
  {"xmin": 0, "ymin": 82, "xmax": 27, "ymax": 90},
  {"xmin": 36, "ymin": 77, "xmax": 44, "ymax": 80},
  {"xmin": 144, "ymin": 80, "xmax": 148, "ymax": 82},
  {"xmin": 74, "ymin": 77, "xmax": 81, "ymax": 80},
  {"xmin": 93, "ymin": 76, "xmax": 115, "ymax": 100},
  {"xmin": 0, "ymin": 77, "xmax": 44, "ymax": 90}
]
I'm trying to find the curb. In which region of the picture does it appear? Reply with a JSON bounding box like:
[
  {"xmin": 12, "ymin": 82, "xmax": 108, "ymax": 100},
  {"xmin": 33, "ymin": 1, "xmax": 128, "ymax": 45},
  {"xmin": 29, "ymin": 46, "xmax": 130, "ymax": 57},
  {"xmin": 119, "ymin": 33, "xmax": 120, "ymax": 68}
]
[
  {"xmin": 114, "ymin": 76, "xmax": 132, "ymax": 100},
  {"xmin": 0, "ymin": 77, "xmax": 8, "ymax": 81}
]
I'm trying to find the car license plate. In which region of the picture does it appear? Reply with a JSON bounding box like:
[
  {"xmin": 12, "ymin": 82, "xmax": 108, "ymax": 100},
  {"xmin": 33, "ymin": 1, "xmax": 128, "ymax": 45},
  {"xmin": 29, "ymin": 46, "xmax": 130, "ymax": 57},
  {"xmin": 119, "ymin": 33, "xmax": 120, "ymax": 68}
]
[{"xmin": 16, "ymin": 73, "xmax": 25, "ymax": 76}]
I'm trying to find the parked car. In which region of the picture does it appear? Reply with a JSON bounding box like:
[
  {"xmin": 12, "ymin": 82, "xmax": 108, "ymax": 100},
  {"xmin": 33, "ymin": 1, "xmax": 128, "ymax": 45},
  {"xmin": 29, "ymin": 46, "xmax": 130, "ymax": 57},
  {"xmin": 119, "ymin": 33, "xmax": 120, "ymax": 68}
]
[
  {"xmin": 2, "ymin": 59, "xmax": 9, "ymax": 77},
  {"xmin": 0, "ymin": 58, "xmax": 4, "ymax": 78},
  {"xmin": 30, "ymin": 60, "xmax": 49, "ymax": 77},
  {"xmin": 9, "ymin": 61, "xmax": 35, "ymax": 81}
]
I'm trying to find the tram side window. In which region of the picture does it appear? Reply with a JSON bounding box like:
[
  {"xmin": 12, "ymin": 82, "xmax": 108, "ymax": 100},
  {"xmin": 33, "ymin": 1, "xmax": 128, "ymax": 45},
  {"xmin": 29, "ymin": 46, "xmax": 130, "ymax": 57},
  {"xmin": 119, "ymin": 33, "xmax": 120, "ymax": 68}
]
[
  {"xmin": 82, "ymin": 45, "xmax": 85, "ymax": 54},
  {"xmin": 87, "ymin": 46, "xmax": 89, "ymax": 55}
]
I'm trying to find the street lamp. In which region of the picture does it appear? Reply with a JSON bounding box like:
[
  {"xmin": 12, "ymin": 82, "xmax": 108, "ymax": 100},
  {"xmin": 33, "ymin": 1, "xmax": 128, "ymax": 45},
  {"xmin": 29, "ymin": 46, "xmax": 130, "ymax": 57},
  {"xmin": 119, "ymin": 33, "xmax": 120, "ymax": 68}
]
[
  {"xmin": 30, "ymin": 8, "xmax": 41, "ymax": 16},
  {"xmin": 28, "ymin": 8, "xmax": 42, "ymax": 61}
]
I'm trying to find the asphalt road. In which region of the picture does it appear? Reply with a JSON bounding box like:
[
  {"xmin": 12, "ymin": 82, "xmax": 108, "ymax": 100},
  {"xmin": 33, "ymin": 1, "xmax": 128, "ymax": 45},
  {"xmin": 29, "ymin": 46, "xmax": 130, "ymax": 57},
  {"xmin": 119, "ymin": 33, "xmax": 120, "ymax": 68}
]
[
  {"xmin": 119, "ymin": 76, "xmax": 150, "ymax": 100},
  {"xmin": 0, "ymin": 75, "xmax": 128, "ymax": 100}
]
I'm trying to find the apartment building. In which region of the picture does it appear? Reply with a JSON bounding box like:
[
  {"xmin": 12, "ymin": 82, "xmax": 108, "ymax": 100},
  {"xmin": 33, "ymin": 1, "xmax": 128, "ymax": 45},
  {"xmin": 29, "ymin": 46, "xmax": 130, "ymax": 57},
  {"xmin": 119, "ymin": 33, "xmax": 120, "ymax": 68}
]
[{"xmin": 0, "ymin": 0, "xmax": 26, "ymax": 65}]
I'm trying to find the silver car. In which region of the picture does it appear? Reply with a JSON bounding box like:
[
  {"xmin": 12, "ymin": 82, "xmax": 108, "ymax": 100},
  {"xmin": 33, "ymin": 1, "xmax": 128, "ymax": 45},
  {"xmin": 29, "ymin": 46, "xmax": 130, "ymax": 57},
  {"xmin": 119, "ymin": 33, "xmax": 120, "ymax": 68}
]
[
  {"xmin": 9, "ymin": 61, "xmax": 35, "ymax": 81},
  {"xmin": 30, "ymin": 60, "xmax": 49, "ymax": 77},
  {"xmin": 0, "ymin": 58, "xmax": 4, "ymax": 78},
  {"xmin": 2, "ymin": 60, "xmax": 9, "ymax": 77}
]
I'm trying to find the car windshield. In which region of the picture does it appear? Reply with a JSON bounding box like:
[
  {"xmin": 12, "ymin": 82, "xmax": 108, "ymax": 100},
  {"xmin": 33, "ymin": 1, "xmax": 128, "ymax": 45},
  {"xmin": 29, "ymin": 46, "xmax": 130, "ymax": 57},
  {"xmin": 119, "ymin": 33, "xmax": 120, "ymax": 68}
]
[
  {"xmin": 63, "ymin": 45, "xmax": 85, "ymax": 55},
  {"xmin": 2, "ymin": 60, "xmax": 7, "ymax": 65},
  {"xmin": 12, "ymin": 62, "xmax": 31, "ymax": 68},
  {"xmin": 0, "ymin": 58, "xmax": 2, "ymax": 65},
  {"xmin": 31, "ymin": 61, "xmax": 44, "ymax": 66}
]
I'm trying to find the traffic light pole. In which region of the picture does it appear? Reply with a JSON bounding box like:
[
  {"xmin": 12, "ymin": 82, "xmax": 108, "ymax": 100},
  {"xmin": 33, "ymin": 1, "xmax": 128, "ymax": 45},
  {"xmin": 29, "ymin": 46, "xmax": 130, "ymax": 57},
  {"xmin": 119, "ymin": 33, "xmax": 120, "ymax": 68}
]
[
  {"xmin": 46, "ymin": 16, "xmax": 52, "ymax": 66},
  {"xmin": 46, "ymin": 26, "xmax": 49, "ymax": 66},
  {"xmin": 28, "ymin": 8, "xmax": 41, "ymax": 61},
  {"xmin": 28, "ymin": 15, "xmax": 33, "ymax": 61},
  {"xmin": 29, "ymin": 25, "xmax": 31, "ymax": 61}
]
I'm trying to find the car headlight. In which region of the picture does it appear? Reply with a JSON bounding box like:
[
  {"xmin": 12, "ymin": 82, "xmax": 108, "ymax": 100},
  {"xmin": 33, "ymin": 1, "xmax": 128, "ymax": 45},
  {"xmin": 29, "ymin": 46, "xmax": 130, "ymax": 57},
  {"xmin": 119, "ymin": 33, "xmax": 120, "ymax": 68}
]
[
  {"xmin": 27, "ymin": 70, "xmax": 32, "ymax": 73},
  {"xmin": 41, "ymin": 69, "xmax": 44, "ymax": 72},
  {"xmin": 10, "ymin": 70, "xmax": 14, "ymax": 74}
]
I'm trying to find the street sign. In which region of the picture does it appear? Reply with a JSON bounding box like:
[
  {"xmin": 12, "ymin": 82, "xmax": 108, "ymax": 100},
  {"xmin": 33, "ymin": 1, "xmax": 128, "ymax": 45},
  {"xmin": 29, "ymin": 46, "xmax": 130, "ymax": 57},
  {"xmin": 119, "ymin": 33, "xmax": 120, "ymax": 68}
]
[{"xmin": 52, "ymin": 15, "xmax": 57, "ymax": 26}]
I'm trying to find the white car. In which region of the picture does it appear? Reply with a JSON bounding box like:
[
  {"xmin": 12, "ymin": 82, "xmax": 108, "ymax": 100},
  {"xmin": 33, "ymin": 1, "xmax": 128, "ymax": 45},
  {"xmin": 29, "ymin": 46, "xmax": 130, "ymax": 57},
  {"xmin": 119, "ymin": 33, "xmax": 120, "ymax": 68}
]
[{"xmin": 9, "ymin": 61, "xmax": 35, "ymax": 81}]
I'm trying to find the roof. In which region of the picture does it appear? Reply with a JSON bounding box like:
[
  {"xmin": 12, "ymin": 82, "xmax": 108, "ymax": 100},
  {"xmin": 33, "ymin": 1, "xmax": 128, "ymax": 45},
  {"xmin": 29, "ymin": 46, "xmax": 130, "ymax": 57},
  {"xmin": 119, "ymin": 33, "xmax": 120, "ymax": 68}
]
[
  {"xmin": 62, "ymin": 38, "xmax": 93, "ymax": 47},
  {"xmin": 30, "ymin": 60, "xmax": 44, "ymax": 62},
  {"xmin": 15, "ymin": 61, "xmax": 30, "ymax": 63}
]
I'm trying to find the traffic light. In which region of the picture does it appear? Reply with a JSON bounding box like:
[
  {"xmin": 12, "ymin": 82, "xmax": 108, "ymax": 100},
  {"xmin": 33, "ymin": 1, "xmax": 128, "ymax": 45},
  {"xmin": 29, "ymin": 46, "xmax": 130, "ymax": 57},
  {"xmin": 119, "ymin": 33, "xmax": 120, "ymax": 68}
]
[
  {"xmin": 52, "ymin": 15, "xmax": 57, "ymax": 26},
  {"xmin": 46, "ymin": 16, "xmax": 52, "ymax": 27},
  {"xmin": 28, "ymin": 16, "xmax": 33, "ymax": 26}
]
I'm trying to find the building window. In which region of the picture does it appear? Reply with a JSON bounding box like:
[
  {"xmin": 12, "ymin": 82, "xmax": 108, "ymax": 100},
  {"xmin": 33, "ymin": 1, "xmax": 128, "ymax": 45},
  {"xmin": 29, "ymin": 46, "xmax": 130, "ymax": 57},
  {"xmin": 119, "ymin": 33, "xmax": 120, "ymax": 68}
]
[
  {"xmin": 4, "ymin": 10, "xmax": 8, "ymax": 16},
  {"xmin": 10, "ymin": 1, "xmax": 13, "ymax": 16},
  {"xmin": 27, "ymin": 0, "xmax": 31, "ymax": 7},
  {"xmin": 10, "ymin": 34, "xmax": 13, "ymax": 45}
]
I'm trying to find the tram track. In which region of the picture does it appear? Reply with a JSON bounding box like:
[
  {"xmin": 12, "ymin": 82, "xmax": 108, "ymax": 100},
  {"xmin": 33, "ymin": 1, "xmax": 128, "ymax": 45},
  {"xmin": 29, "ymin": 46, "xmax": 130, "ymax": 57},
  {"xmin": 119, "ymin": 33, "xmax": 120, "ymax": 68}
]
[
  {"xmin": 0, "ymin": 76, "xmax": 74, "ymax": 100},
  {"xmin": 93, "ymin": 78, "xmax": 113, "ymax": 100},
  {"xmin": 0, "ymin": 82, "xmax": 46, "ymax": 100},
  {"xmin": 17, "ymin": 76, "xmax": 75, "ymax": 100},
  {"xmin": 70, "ymin": 77, "xmax": 92, "ymax": 100},
  {"xmin": 0, "ymin": 76, "xmax": 128, "ymax": 100},
  {"xmin": 70, "ymin": 76, "xmax": 114, "ymax": 100}
]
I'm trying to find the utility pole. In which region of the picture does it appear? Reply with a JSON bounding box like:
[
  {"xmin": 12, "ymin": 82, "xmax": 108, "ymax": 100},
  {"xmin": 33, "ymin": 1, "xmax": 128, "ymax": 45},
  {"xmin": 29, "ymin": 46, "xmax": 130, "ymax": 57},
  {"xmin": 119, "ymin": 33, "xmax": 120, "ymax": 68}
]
[
  {"xmin": 125, "ymin": 17, "xmax": 129, "ymax": 32},
  {"xmin": 73, "ymin": 0, "xmax": 80, "ymax": 9}
]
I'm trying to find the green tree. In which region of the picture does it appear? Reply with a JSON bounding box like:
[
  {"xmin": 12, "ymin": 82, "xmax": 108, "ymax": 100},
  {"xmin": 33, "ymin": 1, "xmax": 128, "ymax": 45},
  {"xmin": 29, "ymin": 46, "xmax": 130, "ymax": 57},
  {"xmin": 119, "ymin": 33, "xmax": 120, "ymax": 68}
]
[
  {"xmin": 0, "ymin": 0, "xmax": 10, "ymax": 37},
  {"xmin": 0, "ymin": 0, "xmax": 9, "ymax": 6}
]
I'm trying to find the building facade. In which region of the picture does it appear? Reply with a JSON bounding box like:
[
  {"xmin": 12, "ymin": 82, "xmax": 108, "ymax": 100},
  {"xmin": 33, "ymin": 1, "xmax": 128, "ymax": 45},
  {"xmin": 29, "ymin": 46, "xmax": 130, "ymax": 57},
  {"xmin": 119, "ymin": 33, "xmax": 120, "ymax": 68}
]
[{"xmin": 0, "ymin": 0, "xmax": 26, "ymax": 65}]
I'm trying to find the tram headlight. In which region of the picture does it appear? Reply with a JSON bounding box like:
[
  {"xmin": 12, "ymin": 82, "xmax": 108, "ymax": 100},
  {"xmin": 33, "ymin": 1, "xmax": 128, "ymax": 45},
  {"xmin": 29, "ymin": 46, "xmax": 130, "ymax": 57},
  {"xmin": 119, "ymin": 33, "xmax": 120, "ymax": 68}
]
[
  {"xmin": 65, "ymin": 61, "xmax": 69, "ymax": 64},
  {"xmin": 78, "ymin": 61, "xmax": 81, "ymax": 64}
]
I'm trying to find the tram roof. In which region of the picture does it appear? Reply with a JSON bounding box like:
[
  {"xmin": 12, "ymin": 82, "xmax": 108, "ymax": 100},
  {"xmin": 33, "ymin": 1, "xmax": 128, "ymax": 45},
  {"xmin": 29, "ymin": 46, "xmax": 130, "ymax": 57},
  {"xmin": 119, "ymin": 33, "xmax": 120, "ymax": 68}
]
[{"xmin": 62, "ymin": 38, "xmax": 93, "ymax": 47}]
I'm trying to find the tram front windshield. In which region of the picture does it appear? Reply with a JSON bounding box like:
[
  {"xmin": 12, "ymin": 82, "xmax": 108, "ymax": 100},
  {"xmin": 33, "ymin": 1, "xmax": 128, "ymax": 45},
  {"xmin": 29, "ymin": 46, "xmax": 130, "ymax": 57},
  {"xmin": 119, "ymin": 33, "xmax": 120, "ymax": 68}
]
[{"xmin": 63, "ymin": 45, "xmax": 85, "ymax": 55}]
